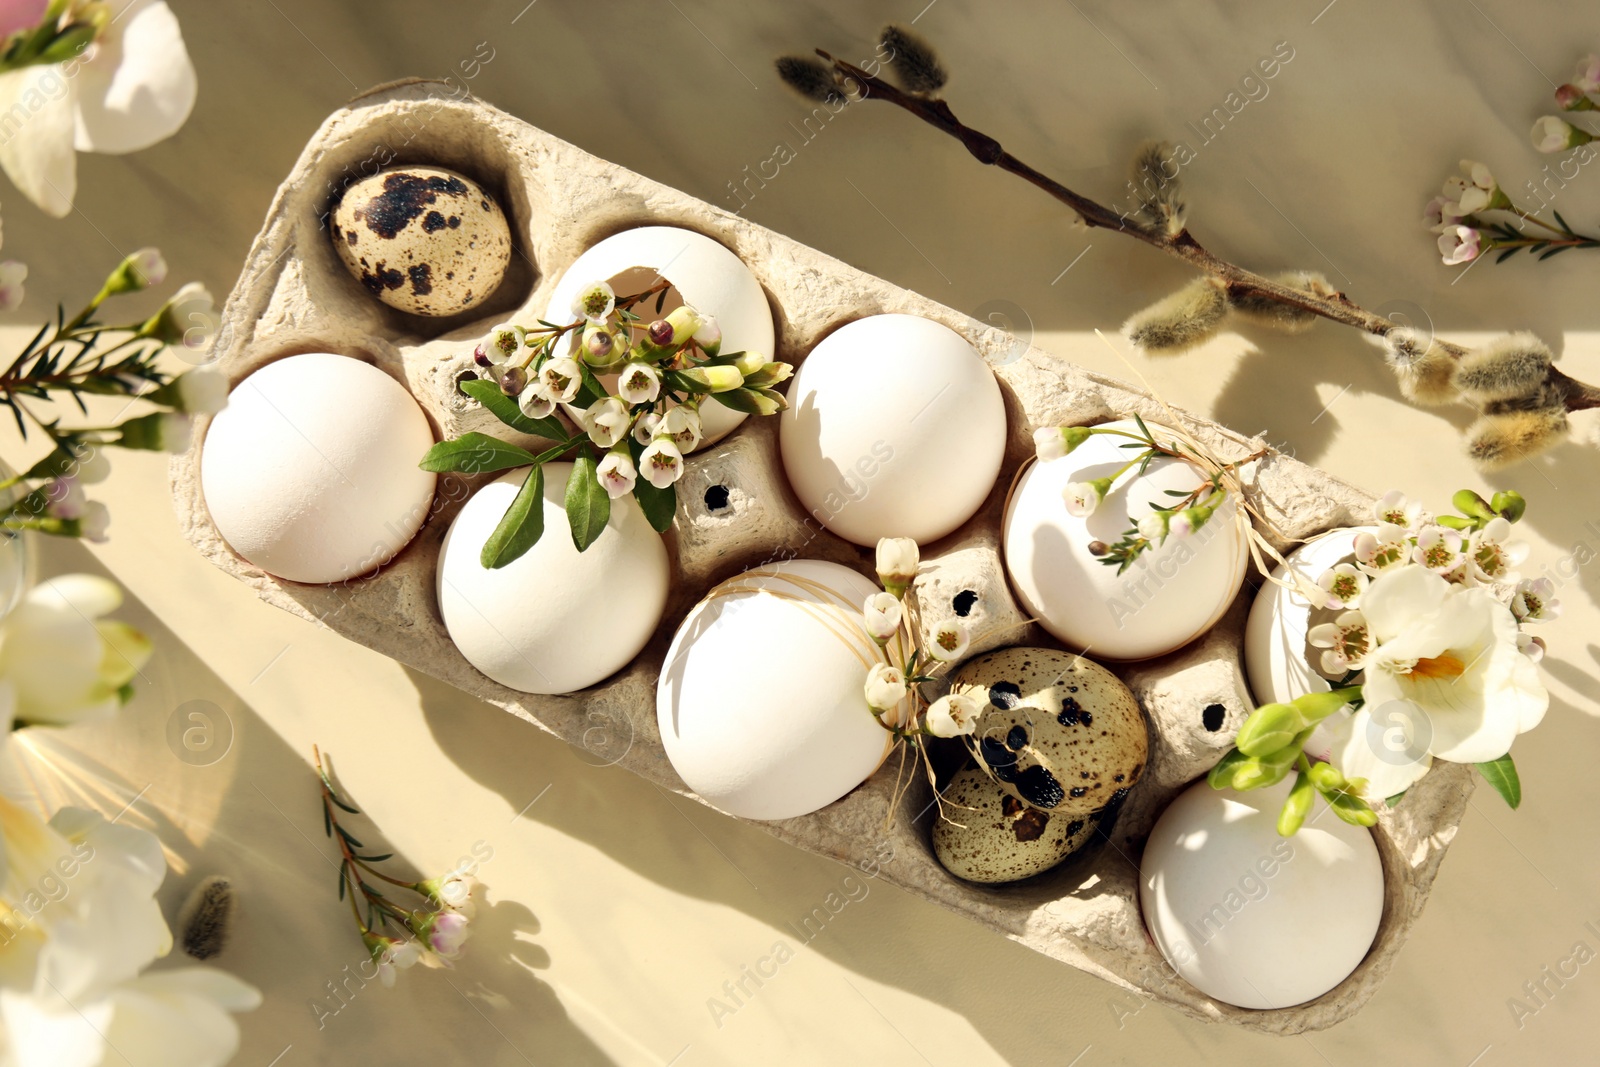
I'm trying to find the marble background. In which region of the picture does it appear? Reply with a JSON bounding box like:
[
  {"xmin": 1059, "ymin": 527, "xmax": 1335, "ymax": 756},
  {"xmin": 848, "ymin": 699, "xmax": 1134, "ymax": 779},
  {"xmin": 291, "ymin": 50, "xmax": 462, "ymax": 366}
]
[{"xmin": 4, "ymin": 0, "xmax": 1600, "ymax": 1063}]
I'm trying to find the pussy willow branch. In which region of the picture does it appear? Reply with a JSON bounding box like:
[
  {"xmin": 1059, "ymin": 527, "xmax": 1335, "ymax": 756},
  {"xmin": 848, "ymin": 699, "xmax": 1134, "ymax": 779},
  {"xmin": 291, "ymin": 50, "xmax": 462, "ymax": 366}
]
[{"xmin": 815, "ymin": 50, "xmax": 1600, "ymax": 413}]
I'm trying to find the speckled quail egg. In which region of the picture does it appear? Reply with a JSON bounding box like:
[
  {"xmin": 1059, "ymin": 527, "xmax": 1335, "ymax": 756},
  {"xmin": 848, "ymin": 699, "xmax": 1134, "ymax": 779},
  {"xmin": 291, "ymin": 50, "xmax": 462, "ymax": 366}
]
[
  {"xmin": 331, "ymin": 165, "xmax": 511, "ymax": 316},
  {"xmin": 952, "ymin": 647, "xmax": 1148, "ymax": 817},
  {"xmin": 932, "ymin": 765, "xmax": 1102, "ymax": 884}
]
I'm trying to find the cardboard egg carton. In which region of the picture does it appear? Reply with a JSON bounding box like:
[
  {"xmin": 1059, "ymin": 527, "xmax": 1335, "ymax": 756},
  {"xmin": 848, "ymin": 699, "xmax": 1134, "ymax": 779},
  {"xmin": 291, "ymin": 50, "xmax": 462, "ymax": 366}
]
[{"xmin": 169, "ymin": 81, "xmax": 1473, "ymax": 1033}]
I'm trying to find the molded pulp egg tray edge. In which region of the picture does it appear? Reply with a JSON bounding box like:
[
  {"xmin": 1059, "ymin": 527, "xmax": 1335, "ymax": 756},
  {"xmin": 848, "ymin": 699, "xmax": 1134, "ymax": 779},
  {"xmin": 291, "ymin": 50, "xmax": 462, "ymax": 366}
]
[{"xmin": 169, "ymin": 82, "xmax": 1472, "ymax": 1034}]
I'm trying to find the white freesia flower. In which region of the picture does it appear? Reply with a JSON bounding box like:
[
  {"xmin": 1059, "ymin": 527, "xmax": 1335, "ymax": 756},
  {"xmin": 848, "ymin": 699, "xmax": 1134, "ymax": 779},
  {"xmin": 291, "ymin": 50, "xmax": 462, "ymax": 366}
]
[
  {"xmin": 875, "ymin": 537, "xmax": 918, "ymax": 597},
  {"xmin": 861, "ymin": 592, "xmax": 902, "ymax": 642},
  {"xmin": 1327, "ymin": 566, "xmax": 1548, "ymax": 797},
  {"xmin": 1318, "ymin": 563, "xmax": 1368, "ymax": 609},
  {"xmin": 638, "ymin": 438, "xmax": 683, "ymax": 489},
  {"xmin": 928, "ymin": 619, "xmax": 970, "ymax": 662},
  {"xmin": 616, "ymin": 362, "xmax": 661, "ymax": 405},
  {"xmin": 0, "ymin": 574, "xmax": 151, "ymax": 727},
  {"xmin": 1467, "ymin": 516, "xmax": 1528, "ymax": 584},
  {"xmin": 540, "ymin": 357, "xmax": 583, "ymax": 404},
  {"xmin": 0, "ymin": 0, "xmax": 198, "ymax": 217},
  {"xmin": 0, "ymin": 806, "xmax": 260, "ymax": 1067},
  {"xmin": 863, "ymin": 662, "xmax": 908, "ymax": 715},
  {"xmin": 1510, "ymin": 577, "xmax": 1559, "ymax": 622},
  {"xmin": 582, "ymin": 397, "xmax": 629, "ymax": 449},
  {"xmin": 925, "ymin": 692, "xmax": 981, "ymax": 737},
  {"xmin": 595, "ymin": 451, "xmax": 636, "ymax": 499}
]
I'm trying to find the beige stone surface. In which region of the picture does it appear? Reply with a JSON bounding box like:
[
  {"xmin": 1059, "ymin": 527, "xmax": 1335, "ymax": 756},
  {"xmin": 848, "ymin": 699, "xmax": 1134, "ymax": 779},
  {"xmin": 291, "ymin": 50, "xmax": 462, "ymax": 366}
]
[{"xmin": 3, "ymin": 3, "xmax": 1599, "ymax": 1064}]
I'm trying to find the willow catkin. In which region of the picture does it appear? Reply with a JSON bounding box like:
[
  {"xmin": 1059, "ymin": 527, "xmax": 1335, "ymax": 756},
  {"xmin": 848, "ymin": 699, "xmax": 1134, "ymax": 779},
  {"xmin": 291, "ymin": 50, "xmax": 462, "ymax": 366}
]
[
  {"xmin": 879, "ymin": 24, "xmax": 947, "ymax": 94},
  {"xmin": 1129, "ymin": 141, "xmax": 1185, "ymax": 237},
  {"xmin": 1453, "ymin": 332, "xmax": 1553, "ymax": 403},
  {"xmin": 1382, "ymin": 326, "xmax": 1458, "ymax": 406},
  {"xmin": 1124, "ymin": 277, "xmax": 1229, "ymax": 354},
  {"xmin": 1465, "ymin": 408, "xmax": 1569, "ymax": 469},
  {"xmin": 177, "ymin": 875, "xmax": 235, "ymax": 960},
  {"xmin": 775, "ymin": 56, "xmax": 845, "ymax": 105}
]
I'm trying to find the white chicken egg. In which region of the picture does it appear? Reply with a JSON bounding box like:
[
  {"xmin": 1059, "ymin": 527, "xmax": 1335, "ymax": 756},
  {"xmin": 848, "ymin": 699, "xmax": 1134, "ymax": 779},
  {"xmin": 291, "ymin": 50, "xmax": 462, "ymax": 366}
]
[
  {"xmin": 544, "ymin": 226, "xmax": 774, "ymax": 450},
  {"xmin": 1002, "ymin": 419, "xmax": 1249, "ymax": 660},
  {"xmin": 1244, "ymin": 527, "xmax": 1376, "ymax": 761},
  {"xmin": 1139, "ymin": 776, "xmax": 1384, "ymax": 1010},
  {"xmin": 201, "ymin": 353, "xmax": 437, "ymax": 584},
  {"xmin": 779, "ymin": 314, "xmax": 1007, "ymax": 546},
  {"xmin": 436, "ymin": 463, "xmax": 670, "ymax": 695},
  {"xmin": 656, "ymin": 559, "xmax": 900, "ymax": 820}
]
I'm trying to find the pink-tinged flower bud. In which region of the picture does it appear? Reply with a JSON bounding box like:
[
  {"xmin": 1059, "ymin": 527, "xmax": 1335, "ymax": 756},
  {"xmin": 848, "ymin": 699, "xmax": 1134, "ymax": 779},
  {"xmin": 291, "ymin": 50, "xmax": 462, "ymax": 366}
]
[
  {"xmin": 692, "ymin": 312, "xmax": 722, "ymax": 355},
  {"xmin": 1556, "ymin": 83, "xmax": 1598, "ymax": 111},
  {"xmin": 0, "ymin": 260, "xmax": 26, "ymax": 311},
  {"xmin": 1531, "ymin": 115, "xmax": 1594, "ymax": 153},
  {"xmin": 1436, "ymin": 224, "xmax": 1481, "ymax": 266},
  {"xmin": 647, "ymin": 319, "xmax": 674, "ymax": 346},
  {"xmin": 106, "ymin": 247, "xmax": 167, "ymax": 294},
  {"xmin": 473, "ymin": 343, "xmax": 492, "ymax": 368},
  {"xmin": 1062, "ymin": 477, "xmax": 1111, "ymax": 518}
]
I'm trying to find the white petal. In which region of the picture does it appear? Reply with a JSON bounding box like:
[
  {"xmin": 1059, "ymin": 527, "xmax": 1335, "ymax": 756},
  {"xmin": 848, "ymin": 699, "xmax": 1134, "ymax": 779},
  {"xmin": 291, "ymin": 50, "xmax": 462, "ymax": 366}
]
[
  {"xmin": 73, "ymin": 0, "xmax": 198, "ymax": 155},
  {"xmin": 1329, "ymin": 704, "xmax": 1433, "ymax": 800},
  {"xmin": 95, "ymin": 968, "xmax": 256, "ymax": 1067},
  {"xmin": 1360, "ymin": 565, "xmax": 1449, "ymax": 641},
  {"xmin": 0, "ymin": 986, "xmax": 116, "ymax": 1067},
  {"xmin": 32, "ymin": 573, "xmax": 123, "ymax": 618},
  {"xmin": 0, "ymin": 65, "xmax": 79, "ymax": 217}
]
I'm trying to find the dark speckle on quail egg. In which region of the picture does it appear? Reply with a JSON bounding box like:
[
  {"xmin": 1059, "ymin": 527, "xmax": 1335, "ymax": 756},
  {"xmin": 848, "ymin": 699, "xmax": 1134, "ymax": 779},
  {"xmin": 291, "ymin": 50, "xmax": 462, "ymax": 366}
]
[
  {"xmin": 932, "ymin": 765, "xmax": 1100, "ymax": 884},
  {"xmin": 330, "ymin": 165, "xmax": 511, "ymax": 316},
  {"xmin": 952, "ymin": 647, "xmax": 1148, "ymax": 817}
]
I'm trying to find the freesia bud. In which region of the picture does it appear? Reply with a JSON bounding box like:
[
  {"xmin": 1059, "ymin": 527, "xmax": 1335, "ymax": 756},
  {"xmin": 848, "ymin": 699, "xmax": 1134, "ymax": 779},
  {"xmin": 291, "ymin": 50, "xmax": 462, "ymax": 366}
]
[
  {"xmin": 876, "ymin": 537, "xmax": 919, "ymax": 597},
  {"xmin": 862, "ymin": 592, "xmax": 903, "ymax": 643},
  {"xmin": 1234, "ymin": 702, "xmax": 1307, "ymax": 757},
  {"xmin": 731, "ymin": 350, "xmax": 769, "ymax": 377},
  {"xmin": 1277, "ymin": 770, "xmax": 1315, "ymax": 837},
  {"xmin": 1289, "ymin": 687, "xmax": 1362, "ymax": 724},
  {"xmin": 741, "ymin": 361, "xmax": 793, "ymax": 389},
  {"xmin": 663, "ymin": 305, "xmax": 702, "ymax": 346},
  {"xmin": 925, "ymin": 692, "xmax": 981, "ymax": 737},
  {"xmin": 928, "ymin": 618, "xmax": 970, "ymax": 662},
  {"xmin": 1490, "ymin": 490, "xmax": 1526, "ymax": 522},
  {"xmin": 677, "ymin": 365, "xmax": 743, "ymax": 392},
  {"xmin": 1306, "ymin": 760, "xmax": 1347, "ymax": 794}
]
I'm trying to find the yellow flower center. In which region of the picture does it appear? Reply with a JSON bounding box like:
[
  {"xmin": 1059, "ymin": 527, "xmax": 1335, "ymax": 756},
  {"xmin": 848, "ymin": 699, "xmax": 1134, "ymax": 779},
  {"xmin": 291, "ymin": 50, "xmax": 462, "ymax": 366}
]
[{"xmin": 1410, "ymin": 653, "xmax": 1466, "ymax": 680}]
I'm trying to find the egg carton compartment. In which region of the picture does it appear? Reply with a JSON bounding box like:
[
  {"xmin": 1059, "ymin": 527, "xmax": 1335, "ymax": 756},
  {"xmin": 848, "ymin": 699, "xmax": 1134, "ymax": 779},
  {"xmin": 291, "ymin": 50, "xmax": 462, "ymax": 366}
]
[{"xmin": 170, "ymin": 81, "xmax": 1471, "ymax": 1034}]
